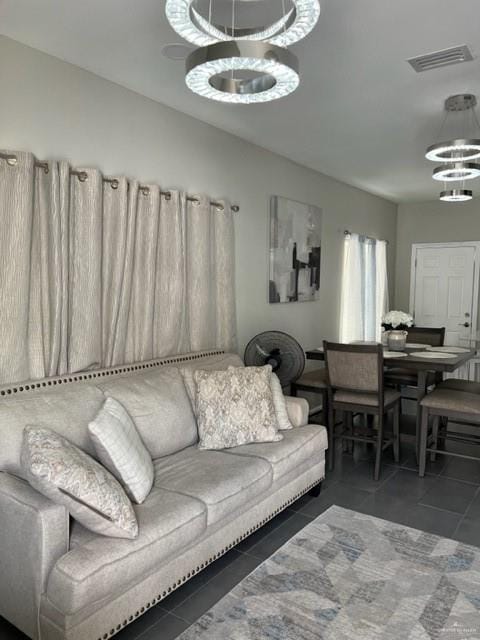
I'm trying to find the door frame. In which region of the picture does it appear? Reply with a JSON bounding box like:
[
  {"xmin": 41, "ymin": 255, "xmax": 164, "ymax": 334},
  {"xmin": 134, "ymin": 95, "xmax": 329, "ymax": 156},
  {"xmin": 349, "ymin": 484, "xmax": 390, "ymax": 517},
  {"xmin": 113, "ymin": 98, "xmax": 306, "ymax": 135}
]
[{"xmin": 409, "ymin": 241, "xmax": 480, "ymax": 344}]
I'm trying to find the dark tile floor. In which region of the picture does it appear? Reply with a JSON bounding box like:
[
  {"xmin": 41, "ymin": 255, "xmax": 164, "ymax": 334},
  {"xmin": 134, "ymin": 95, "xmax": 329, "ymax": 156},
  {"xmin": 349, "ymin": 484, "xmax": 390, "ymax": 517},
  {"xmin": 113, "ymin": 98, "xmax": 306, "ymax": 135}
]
[{"xmin": 3, "ymin": 421, "xmax": 480, "ymax": 640}]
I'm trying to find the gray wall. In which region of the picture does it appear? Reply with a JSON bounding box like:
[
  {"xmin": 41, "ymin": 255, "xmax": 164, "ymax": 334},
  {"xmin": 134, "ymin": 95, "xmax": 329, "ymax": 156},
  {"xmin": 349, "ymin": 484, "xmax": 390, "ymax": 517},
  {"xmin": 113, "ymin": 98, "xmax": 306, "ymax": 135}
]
[
  {"xmin": 0, "ymin": 36, "xmax": 398, "ymax": 355},
  {"xmin": 395, "ymin": 199, "xmax": 480, "ymax": 314}
]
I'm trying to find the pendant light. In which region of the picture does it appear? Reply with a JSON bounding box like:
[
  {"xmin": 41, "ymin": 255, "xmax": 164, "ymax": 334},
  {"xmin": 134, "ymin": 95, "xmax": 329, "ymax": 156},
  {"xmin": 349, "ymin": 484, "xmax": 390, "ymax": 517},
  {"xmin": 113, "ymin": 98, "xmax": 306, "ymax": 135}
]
[
  {"xmin": 426, "ymin": 94, "xmax": 480, "ymax": 201},
  {"xmin": 166, "ymin": 0, "xmax": 320, "ymax": 103},
  {"xmin": 166, "ymin": 0, "xmax": 320, "ymax": 47}
]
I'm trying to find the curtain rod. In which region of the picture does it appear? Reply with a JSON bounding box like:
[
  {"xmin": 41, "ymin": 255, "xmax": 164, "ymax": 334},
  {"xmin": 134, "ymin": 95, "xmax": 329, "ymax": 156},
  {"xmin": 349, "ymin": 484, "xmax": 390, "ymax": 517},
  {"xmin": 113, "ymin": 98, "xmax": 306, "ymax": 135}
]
[
  {"xmin": 0, "ymin": 152, "xmax": 239, "ymax": 213},
  {"xmin": 343, "ymin": 229, "xmax": 389, "ymax": 245}
]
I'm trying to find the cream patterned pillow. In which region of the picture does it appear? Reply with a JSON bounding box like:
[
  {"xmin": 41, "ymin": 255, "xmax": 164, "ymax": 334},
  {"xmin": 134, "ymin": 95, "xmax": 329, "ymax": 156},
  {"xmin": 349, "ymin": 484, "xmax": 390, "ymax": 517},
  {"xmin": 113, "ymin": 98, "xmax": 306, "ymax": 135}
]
[
  {"xmin": 88, "ymin": 397, "xmax": 154, "ymax": 504},
  {"xmin": 181, "ymin": 366, "xmax": 293, "ymax": 430},
  {"xmin": 21, "ymin": 427, "xmax": 138, "ymax": 539},
  {"xmin": 193, "ymin": 365, "xmax": 283, "ymax": 450}
]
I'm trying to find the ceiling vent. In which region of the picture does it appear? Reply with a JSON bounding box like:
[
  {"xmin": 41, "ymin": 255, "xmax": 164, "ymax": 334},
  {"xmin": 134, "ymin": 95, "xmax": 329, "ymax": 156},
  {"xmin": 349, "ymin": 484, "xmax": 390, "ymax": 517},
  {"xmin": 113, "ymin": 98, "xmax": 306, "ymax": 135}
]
[{"xmin": 407, "ymin": 45, "xmax": 474, "ymax": 72}]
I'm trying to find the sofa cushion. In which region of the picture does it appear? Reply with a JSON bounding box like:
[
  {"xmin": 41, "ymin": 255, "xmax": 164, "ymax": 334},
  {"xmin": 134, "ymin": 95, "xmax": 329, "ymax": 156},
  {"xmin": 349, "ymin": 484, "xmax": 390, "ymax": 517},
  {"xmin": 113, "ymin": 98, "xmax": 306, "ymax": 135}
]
[
  {"xmin": 153, "ymin": 447, "xmax": 272, "ymax": 524},
  {"xmin": 88, "ymin": 397, "xmax": 154, "ymax": 504},
  {"xmin": 96, "ymin": 367, "xmax": 197, "ymax": 459},
  {"xmin": 47, "ymin": 487, "xmax": 207, "ymax": 615},
  {"xmin": 0, "ymin": 385, "xmax": 105, "ymax": 478},
  {"xmin": 22, "ymin": 427, "xmax": 138, "ymax": 539},
  {"xmin": 226, "ymin": 425, "xmax": 328, "ymax": 480}
]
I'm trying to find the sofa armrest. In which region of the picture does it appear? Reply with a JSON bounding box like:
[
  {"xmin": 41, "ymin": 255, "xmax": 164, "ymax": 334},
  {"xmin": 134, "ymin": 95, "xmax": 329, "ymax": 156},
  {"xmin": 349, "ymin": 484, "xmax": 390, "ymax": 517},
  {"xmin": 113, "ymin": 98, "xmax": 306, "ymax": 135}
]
[
  {"xmin": 284, "ymin": 396, "xmax": 309, "ymax": 428},
  {"xmin": 0, "ymin": 471, "xmax": 69, "ymax": 640}
]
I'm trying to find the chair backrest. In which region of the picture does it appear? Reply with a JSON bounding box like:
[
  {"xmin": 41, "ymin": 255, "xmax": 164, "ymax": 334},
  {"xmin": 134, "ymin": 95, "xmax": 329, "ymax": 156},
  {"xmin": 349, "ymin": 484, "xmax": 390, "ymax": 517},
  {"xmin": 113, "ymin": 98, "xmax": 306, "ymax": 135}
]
[
  {"xmin": 323, "ymin": 341, "xmax": 383, "ymax": 394},
  {"xmin": 407, "ymin": 327, "xmax": 445, "ymax": 347}
]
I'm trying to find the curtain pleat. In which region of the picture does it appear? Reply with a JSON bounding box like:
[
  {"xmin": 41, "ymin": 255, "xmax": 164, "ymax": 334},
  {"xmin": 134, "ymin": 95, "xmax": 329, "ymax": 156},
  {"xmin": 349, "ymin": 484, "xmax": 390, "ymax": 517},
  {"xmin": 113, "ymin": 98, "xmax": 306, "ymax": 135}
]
[
  {"xmin": 375, "ymin": 240, "xmax": 389, "ymax": 342},
  {"xmin": 213, "ymin": 200, "xmax": 236, "ymax": 351},
  {"xmin": 186, "ymin": 196, "xmax": 215, "ymax": 351},
  {"xmin": 0, "ymin": 150, "xmax": 237, "ymax": 385},
  {"xmin": 154, "ymin": 190, "xmax": 188, "ymax": 357},
  {"xmin": 0, "ymin": 152, "xmax": 35, "ymax": 384},
  {"xmin": 68, "ymin": 168, "xmax": 103, "ymax": 372}
]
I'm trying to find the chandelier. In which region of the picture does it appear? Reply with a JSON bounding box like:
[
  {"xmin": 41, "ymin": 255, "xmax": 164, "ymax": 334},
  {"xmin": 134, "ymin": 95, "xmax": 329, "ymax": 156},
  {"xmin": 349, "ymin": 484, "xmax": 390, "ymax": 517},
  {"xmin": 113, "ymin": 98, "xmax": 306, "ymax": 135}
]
[
  {"xmin": 165, "ymin": 0, "xmax": 320, "ymax": 103},
  {"xmin": 426, "ymin": 94, "xmax": 480, "ymax": 202}
]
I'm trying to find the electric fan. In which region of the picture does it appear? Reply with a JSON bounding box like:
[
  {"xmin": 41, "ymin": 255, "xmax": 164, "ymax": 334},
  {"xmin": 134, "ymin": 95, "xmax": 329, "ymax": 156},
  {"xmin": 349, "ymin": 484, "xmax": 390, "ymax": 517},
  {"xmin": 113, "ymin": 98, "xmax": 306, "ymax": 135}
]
[{"xmin": 244, "ymin": 331, "xmax": 305, "ymax": 387}]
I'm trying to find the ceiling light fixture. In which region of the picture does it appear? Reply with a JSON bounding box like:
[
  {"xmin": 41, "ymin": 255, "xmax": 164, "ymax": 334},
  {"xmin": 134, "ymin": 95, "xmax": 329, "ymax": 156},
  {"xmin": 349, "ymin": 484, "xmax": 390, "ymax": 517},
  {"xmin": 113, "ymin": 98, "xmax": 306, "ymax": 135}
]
[
  {"xmin": 440, "ymin": 189, "xmax": 473, "ymax": 202},
  {"xmin": 165, "ymin": 0, "xmax": 320, "ymax": 47},
  {"xmin": 166, "ymin": 0, "xmax": 320, "ymax": 103},
  {"xmin": 426, "ymin": 95, "xmax": 480, "ymax": 163},
  {"xmin": 432, "ymin": 162, "xmax": 480, "ymax": 182},
  {"xmin": 185, "ymin": 41, "xmax": 299, "ymax": 103},
  {"xmin": 426, "ymin": 94, "xmax": 480, "ymax": 201}
]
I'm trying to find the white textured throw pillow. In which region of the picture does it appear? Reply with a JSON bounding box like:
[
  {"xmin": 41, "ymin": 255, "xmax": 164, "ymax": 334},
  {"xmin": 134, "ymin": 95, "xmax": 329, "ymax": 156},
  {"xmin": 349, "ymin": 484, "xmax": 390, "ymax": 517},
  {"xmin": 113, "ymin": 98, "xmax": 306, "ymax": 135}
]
[
  {"xmin": 269, "ymin": 372, "xmax": 294, "ymax": 430},
  {"xmin": 193, "ymin": 365, "xmax": 283, "ymax": 450},
  {"xmin": 88, "ymin": 397, "xmax": 154, "ymax": 504},
  {"xmin": 21, "ymin": 426, "xmax": 138, "ymax": 539}
]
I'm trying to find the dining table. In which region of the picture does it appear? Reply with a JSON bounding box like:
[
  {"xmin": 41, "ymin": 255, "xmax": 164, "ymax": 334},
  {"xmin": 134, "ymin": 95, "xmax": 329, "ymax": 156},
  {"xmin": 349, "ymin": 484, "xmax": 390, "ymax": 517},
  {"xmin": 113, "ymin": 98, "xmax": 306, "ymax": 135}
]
[{"xmin": 305, "ymin": 345, "xmax": 477, "ymax": 458}]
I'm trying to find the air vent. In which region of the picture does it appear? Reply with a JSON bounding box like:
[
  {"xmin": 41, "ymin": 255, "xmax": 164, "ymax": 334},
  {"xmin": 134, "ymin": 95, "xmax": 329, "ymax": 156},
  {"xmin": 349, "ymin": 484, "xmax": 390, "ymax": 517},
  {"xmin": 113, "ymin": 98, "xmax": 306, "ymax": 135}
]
[{"xmin": 408, "ymin": 45, "xmax": 474, "ymax": 72}]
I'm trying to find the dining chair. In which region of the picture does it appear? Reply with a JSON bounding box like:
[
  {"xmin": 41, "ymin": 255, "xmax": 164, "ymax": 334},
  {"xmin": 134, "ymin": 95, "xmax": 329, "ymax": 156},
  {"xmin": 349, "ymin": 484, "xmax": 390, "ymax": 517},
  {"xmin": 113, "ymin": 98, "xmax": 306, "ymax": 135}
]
[
  {"xmin": 418, "ymin": 388, "xmax": 480, "ymax": 475},
  {"xmin": 438, "ymin": 378, "xmax": 480, "ymax": 394},
  {"xmin": 290, "ymin": 368, "xmax": 328, "ymax": 422},
  {"xmin": 324, "ymin": 341, "xmax": 401, "ymax": 480}
]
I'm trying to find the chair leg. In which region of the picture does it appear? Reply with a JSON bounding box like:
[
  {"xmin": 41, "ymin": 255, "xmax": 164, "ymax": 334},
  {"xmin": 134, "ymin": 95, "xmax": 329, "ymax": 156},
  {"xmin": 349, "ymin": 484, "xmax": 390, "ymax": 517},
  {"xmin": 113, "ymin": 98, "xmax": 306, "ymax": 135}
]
[
  {"xmin": 393, "ymin": 403, "xmax": 400, "ymax": 463},
  {"xmin": 374, "ymin": 412, "xmax": 384, "ymax": 481},
  {"xmin": 418, "ymin": 406, "xmax": 429, "ymax": 477},
  {"xmin": 327, "ymin": 401, "xmax": 335, "ymax": 472},
  {"xmin": 346, "ymin": 412, "xmax": 354, "ymax": 455},
  {"xmin": 430, "ymin": 415, "xmax": 440, "ymax": 462}
]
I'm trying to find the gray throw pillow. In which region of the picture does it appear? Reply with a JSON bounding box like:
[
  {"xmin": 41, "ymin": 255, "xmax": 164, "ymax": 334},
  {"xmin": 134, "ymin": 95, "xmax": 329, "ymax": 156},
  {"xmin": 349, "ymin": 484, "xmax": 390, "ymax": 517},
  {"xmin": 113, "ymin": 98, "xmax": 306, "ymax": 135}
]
[
  {"xmin": 88, "ymin": 397, "xmax": 154, "ymax": 504},
  {"xmin": 21, "ymin": 426, "xmax": 138, "ymax": 539},
  {"xmin": 193, "ymin": 365, "xmax": 283, "ymax": 450}
]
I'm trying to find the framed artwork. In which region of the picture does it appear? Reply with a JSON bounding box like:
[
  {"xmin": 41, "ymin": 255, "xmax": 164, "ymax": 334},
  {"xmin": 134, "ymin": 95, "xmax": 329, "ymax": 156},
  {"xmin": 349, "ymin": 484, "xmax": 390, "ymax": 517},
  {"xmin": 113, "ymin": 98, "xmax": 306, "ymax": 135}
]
[{"xmin": 269, "ymin": 196, "xmax": 322, "ymax": 303}]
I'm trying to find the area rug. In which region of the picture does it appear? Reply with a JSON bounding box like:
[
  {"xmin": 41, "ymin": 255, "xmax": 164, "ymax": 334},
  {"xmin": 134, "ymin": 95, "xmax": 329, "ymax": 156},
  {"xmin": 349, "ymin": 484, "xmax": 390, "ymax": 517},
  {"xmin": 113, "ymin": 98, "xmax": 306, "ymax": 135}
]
[{"xmin": 178, "ymin": 506, "xmax": 480, "ymax": 639}]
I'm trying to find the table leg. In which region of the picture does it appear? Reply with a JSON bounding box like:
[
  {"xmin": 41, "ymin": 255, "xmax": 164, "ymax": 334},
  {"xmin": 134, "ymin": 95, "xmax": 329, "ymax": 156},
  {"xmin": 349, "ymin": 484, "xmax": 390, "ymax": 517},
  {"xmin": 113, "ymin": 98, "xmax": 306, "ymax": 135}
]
[{"xmin": 415, "ymin": 370, "xmax": 429, "ymax": 463}]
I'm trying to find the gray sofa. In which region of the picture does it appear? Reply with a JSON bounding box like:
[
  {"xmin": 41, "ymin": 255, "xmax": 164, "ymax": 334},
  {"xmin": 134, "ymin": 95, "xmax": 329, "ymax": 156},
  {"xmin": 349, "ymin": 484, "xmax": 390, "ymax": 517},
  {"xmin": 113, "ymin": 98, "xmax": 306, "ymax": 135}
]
[{"xmin": 0, "ymin": 350, "xmax": 328, "ymax": 640}]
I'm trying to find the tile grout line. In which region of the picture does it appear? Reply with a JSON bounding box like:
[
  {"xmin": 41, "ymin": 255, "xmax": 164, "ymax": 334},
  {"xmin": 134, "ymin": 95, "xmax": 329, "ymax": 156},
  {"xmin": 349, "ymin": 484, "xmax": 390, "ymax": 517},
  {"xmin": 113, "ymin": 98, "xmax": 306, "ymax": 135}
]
[{"xmin": 452, "ymin": 485, "xmax": 480, "ymax": 539}]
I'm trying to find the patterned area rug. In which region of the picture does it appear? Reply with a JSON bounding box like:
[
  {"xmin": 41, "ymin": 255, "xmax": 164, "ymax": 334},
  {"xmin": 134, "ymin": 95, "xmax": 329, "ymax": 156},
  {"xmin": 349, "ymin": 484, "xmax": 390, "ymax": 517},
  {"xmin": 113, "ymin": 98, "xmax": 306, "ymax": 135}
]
[{"xmin": 179, "ymin": 506, "xmax": 480, "ymax": 639}]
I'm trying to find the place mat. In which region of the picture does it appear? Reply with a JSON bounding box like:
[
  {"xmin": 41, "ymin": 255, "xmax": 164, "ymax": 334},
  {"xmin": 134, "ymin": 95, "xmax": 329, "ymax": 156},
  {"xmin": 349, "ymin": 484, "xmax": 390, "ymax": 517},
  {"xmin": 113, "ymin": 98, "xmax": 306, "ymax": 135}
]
[
  {"xmin": 405, "ymin": 342, "xmax": 430, "ymax": 349},
  {"xmin": 414, "ymin": 351, "xmax": 456, "ymax": 359},
  {"xmin": 178, "ymin": 506, "xmax": 480, "ymax": 640},
  {"xmin": 425, "ymin": 346, "xmax": 470, "ymax": 353},
  {"xmin": 383, "ymin": 351, "xmax": 408, "ymax": 358}
]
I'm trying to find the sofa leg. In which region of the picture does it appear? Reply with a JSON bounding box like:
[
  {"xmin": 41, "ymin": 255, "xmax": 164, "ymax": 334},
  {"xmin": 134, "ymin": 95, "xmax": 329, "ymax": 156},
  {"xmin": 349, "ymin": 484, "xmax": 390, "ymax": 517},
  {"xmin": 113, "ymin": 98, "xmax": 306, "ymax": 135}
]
[{"xmin": 309, "ymin": 482, "xmax": 322, "ymax": 497}]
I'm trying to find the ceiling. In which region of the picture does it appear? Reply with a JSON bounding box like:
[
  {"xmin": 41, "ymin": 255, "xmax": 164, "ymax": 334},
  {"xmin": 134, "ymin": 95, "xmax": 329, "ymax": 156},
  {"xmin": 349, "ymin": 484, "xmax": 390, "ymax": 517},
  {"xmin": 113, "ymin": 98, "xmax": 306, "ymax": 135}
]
[{"xmin": 1, "ymin": 0, "xmax": 480, "ymax": 203}]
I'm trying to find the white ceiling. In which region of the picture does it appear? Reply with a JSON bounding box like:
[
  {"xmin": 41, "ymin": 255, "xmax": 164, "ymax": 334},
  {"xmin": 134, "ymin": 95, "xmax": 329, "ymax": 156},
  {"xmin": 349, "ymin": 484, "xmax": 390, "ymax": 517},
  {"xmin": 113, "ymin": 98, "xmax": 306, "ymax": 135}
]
[{"xmin": 1, "ymin": 0, "xmax": 480, "ymax": 203}]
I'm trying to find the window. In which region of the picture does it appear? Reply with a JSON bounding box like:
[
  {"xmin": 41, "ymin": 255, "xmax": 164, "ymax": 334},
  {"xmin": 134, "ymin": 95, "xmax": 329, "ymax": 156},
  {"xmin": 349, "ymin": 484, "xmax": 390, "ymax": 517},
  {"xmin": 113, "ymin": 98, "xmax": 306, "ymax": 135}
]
[{"xmin": 339, "ymin": 233, "xmax": 389, "ymax": 343}]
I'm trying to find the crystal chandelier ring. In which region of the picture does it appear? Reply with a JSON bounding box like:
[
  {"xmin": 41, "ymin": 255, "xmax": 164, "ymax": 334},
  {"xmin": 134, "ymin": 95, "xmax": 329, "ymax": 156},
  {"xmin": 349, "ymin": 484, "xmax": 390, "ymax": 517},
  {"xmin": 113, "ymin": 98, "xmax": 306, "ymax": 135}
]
[
  {"xmin": 440, "ymin": 189, "xmax": 473, "ymax": 202},
  {"xmin": 185, "ymin": 41, "xmax": 299, "ymax": 103},
  {"xmin": 432, "ymin": 162, "xmax": 480, "ymax": 182},
  {"xmin": 426, "ymin": 139, "xmax": 480, "ymax": 162},
  {"xmin": 166, "ymin": 0, "xmax": 320, "ymax": 47}
]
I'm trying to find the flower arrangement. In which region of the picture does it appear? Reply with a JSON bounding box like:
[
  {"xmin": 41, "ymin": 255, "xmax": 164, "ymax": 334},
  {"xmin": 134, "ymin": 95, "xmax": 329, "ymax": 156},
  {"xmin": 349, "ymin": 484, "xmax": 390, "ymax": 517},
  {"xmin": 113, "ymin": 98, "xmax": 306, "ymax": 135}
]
[{"xmin": 382, "ymin": 310, "xmax": 414, "ymax": 331}]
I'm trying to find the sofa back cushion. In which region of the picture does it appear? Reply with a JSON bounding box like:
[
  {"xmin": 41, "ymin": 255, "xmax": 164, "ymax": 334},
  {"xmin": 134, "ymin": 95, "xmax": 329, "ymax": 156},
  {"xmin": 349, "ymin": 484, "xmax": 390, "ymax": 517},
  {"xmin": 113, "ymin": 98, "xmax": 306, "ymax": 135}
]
[
  {"xmin": 0, "ymin": 384, "xmax": 105, "ymax": 478},
  {"xmin": 96, "ymin": 367, "xmax": 197, "ymax": 459}
]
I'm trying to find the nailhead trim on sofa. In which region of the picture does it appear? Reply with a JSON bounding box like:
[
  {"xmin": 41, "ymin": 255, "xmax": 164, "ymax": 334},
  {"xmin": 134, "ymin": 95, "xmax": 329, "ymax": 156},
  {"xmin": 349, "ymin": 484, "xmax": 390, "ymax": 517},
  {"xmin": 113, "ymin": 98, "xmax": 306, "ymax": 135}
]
[
  {"xmin": 0, "ymin": 350, "xmax": 225, "ymax": 397},
  {"xmin": 94, "ymin": 478, "xmax": 321, "ymax": 640}
]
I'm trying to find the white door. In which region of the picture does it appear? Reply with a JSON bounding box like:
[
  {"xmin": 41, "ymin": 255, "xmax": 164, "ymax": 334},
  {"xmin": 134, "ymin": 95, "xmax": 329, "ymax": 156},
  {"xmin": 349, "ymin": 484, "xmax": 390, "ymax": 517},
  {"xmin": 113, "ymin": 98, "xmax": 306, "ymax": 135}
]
[{"xmin": 411, "ymin": 244, "xmax": 478, "ymax": 346}]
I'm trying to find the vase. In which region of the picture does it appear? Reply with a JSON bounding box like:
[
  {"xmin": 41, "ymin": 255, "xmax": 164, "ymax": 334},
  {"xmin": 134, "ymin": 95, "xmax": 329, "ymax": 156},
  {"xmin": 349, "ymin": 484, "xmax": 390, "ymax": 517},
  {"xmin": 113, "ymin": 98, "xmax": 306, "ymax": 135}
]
[{"xmin": 387, "ymin": 330, "xmax": 407, "ymax": 351}]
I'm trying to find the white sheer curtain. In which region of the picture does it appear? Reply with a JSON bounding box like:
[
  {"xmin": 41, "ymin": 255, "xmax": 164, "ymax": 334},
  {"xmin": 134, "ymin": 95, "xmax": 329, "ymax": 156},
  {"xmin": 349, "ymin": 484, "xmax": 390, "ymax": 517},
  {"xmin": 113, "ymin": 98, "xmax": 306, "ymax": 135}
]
[
  {"xmin": 339, "ymin": 233, "xmax": 389, "ymax": 343},
  {"xmin": 0, "ymin": 150, "xmax": 237, "ymax": 384}
]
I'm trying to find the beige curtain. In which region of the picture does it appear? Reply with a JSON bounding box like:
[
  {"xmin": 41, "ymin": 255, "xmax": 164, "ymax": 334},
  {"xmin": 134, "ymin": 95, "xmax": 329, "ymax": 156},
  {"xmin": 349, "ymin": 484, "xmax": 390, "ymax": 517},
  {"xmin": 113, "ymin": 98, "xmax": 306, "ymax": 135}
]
[{"xmin": 0, "ymin": 150, "xmax": 236, "ymax": 384}]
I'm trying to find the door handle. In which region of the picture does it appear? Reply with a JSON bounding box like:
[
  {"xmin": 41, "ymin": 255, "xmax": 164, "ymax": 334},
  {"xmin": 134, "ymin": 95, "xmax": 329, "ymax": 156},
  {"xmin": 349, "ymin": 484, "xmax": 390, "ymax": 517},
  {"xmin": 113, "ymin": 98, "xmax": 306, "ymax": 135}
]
[{"xmin": 459, "ymin": 322, "xmax": 470, "ymax": 327}]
